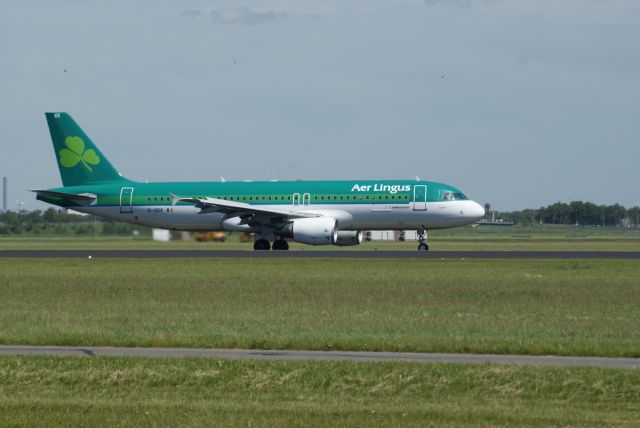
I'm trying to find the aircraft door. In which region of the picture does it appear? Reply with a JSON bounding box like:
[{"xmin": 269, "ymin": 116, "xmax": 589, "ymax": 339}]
[
  {"xmin": 120, "ymin": 187, "xmax": 134, "ymax": 213},
  {"xmin": 292, "ymin": 193, "xmax": 300, "ymax": 206},
  {"xmin": 303, "ymin": 193, "xmax": 310, "ymax": 206},
  {"xmin": 413, "ymin": 185, "xmax": 427, "ymax": 211}
]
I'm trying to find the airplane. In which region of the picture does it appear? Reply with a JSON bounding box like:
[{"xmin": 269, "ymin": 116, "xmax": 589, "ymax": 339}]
[{"xmin": 34, "ymin": 113, "xmax": 485, "ymax": 251}]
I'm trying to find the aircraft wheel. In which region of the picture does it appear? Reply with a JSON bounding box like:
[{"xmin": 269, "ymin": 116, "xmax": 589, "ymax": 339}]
[
  {"xmin": 253, "ymin": 239, "xmax": 271, "ymax": 251},
  {"xmin": 272, "ymin": 239, "xmax": 289, "ymax": 251},
  {"xmin": 418, "ymin": 243, "xmax": 429, "ymax": 252}
]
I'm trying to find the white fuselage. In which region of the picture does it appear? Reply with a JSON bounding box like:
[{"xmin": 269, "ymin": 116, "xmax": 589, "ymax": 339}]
[{"xmin": 76, "ymin": 199, "xmax": 485, "ymax": 232}]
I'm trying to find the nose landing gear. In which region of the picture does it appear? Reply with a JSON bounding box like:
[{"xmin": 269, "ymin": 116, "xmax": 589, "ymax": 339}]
[{"xmin": 417, "ymin": 227, "xmax": 429, "ymax": 251}]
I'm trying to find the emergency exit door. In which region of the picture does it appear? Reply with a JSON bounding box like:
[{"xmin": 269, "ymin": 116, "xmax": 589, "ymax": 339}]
[
  {"xmin": 120, "ymin": 187, "xmax": 134, "ymax": 213},
  {"xmin": 413, "ymin": 185, "xmax": 427, "ymax": 211}
]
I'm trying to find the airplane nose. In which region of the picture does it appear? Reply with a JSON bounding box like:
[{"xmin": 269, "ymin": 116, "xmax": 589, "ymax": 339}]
[
  {"xmin": 473, "ymin": 202, "xmax": 485, "ymax": 220},
  {"xmin": 468, "ymin": 201, "xmax": 485, "ymax": 220}
]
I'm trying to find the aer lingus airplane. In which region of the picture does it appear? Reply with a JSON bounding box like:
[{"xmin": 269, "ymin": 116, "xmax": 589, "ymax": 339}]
[{"xmin": 34, "ymin": 113, "xmax": 484, "ymax": 251}]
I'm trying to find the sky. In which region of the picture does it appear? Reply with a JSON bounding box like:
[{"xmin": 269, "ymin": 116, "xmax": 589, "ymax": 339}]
[{"xmin": 1, "ymin": 0, "xmax": 639, "ymax": 211}]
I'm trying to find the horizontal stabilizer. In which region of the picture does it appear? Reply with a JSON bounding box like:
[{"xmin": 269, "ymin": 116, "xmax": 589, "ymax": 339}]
[{"xmin": 31, "ymin": 189, "xmax": 97, "ymax": 203}]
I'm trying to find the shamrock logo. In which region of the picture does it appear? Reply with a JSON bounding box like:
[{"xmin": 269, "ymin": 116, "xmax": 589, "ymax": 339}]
[{"xmin": 59, "ymin": 136, "xmax": 100, "ymax": 172}]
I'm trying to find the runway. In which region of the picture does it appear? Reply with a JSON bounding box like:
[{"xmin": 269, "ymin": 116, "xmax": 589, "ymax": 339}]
[
  {"xmin": 0, "ymin": 345, "xmax": 637, "ymax": 368},
  {"xmin": 1, "ymin": 250, "xmax": 639, "ymax": 259}
]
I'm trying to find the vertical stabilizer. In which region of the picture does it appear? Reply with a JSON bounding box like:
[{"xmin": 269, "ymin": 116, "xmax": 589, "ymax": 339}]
[{"xmin": 45, "ymin": 112, "xmax": 127, "ymax": 186}]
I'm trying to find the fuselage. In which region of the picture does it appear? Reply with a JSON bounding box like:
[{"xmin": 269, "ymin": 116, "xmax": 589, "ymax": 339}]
[{"xmin": 39, "ymin": 179, "xmax": 485, "ymax": 232}]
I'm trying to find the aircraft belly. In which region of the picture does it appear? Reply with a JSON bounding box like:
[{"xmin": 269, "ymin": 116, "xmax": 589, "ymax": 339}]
[
  {"xmin": 137, "ymin": 206, "xmax": 224, "ymax": 230},
  {"xmin": 345, "ymin": 203, "xmax": 472, "ymax": 230},
  {"xmin": 343, "ymin": 204, "xmax": 414, "ymax": 230},
  {"xmin": 83, "ymin": 206, "xmax": 224, "ymax": 231}
]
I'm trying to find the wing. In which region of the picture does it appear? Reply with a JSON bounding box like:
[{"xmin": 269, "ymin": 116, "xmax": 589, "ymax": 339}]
[{"xmin": 170, "ymin": 194, "xmax": 319, "ymax": 219}]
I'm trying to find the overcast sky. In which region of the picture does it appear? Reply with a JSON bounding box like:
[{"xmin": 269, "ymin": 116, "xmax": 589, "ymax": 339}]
[{"xmin": 1, "ymin": 0, "xmax": 639, "ymax": 211}]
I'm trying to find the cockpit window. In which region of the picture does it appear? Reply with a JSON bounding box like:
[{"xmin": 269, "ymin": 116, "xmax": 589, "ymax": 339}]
[{"xmin": 442, "ymin": 192, "xmax": 468, "ymax": 201}]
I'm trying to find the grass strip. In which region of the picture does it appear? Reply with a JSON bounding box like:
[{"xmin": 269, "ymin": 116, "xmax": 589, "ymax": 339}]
[
  {"xmin": 0, "ymin": 259, "xmax": 639, "ymax": 357},
  {"xmin": 1, "ymin": 235, "xmax": 640, "ymax": 250},
  {"xmin": 0, "ymin": 355, "xmax": 639, "ymax": 427}
]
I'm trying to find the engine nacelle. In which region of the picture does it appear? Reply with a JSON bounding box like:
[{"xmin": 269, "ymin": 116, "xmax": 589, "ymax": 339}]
[
  {"xmin": 333, "ymin": 231, "xmax": 364, "ymax": 246},
  {"xmin": 280, "ymin": 217, "xmax": 338, "ymax": 245}
]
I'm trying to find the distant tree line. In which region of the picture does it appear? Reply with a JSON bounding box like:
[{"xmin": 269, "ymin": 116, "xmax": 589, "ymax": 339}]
[
  {"xmin": 0, "ymin": 208, "xmax": 150, "ymax": 236},
  {"xmin": 493, "ymin": 201, "xmax": 640, "ymax": 227}
]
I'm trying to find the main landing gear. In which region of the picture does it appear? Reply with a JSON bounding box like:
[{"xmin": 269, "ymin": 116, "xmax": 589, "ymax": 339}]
[
  {"xmin": 417, "ymin": 227, "xmax": 429, "ymax": 251},
  {"xmin": 253, "ymin": 238, "xmax": 289, "ymax": 251},
  {"xmin": 272, "ymin": 239, "xmax": 289, "ymax": 251},
  {"xmin": 253, "ymin": 239, "xmax": 270, "ymax": 251}
]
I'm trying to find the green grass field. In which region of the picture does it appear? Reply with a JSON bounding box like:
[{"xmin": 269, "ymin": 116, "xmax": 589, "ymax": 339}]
[
  {"xmin": 2, "ymin": 255, "xmax": 639, "ymax": 426},
  {"xmin": 1, "ymin": 258, "xmax": 638, "ymax": 357},
  {"xmin": 1, "ymin": 356, "xmax": 638, "ymax": 427}
]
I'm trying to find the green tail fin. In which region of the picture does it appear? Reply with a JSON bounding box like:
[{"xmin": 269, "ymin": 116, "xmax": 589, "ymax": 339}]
[{"xmin": 45, "ymin": 112, "xmax": 128, "ymax": 187}]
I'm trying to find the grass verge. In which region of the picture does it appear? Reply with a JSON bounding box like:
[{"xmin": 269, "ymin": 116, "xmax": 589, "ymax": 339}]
[
  {"xmin": 1, "ymin": 258, "xmax": 639, "ymax": 357},
  {"xmin": 0, "ymin": 356, "xmax": 639, "ymax": 427}
]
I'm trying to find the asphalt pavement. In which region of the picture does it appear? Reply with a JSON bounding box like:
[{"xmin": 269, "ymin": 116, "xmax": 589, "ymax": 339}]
[
  {"xmin": 1, "ymin": 250, "xmax": 639, "ymax": 259},
  {"xmin": 0, "ymin": 345, "xmax": 638, "ymax": 368}
]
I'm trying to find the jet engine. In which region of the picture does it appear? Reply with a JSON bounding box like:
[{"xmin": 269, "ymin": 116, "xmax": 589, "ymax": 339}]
[
  {"xmin": 279, "ymin": 217, "xmax": 338, "ymax": 245},
  {"xmin": 333, "ymin": 230, "xmax": 364, "ymax": 246}
]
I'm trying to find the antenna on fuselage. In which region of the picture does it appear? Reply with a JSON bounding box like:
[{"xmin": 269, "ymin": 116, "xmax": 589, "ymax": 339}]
[
  {"xmin": 415, "ymin": 175, "xmax": 421, "ymax": 181},
  {"xmin": 220, "ymin": 176, "xmax": 226, "ymax": 183}
]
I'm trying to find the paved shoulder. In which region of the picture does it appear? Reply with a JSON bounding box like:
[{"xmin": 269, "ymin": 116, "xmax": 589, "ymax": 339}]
[{"xmin": 0, "ymin": 345, "xmax": 637, "ymax": 368}]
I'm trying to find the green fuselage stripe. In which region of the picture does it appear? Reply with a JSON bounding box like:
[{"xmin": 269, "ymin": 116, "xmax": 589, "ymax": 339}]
[{"xmin": 39, "ymin": 180, "xmax": 467, "ymax": 208}]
